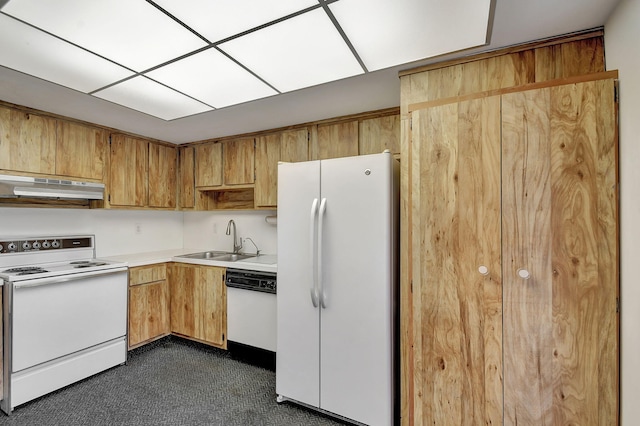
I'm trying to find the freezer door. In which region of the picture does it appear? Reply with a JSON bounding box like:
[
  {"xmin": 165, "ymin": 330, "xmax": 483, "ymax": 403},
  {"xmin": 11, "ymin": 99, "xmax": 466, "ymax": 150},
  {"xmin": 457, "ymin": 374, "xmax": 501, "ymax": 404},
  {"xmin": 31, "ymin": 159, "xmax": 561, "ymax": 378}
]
[
  {"xmin": 319, "ymin": 153, "xmax": 395, "ymax": 426},
  {"xmin": 276, "ymin": 160, "xmax": 321, "ymax": 407}
]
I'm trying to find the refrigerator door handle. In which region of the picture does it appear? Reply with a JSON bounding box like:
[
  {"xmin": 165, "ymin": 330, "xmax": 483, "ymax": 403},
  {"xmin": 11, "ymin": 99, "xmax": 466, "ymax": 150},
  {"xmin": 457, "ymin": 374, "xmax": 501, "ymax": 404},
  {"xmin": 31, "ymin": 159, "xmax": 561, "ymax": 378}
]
[
  {"xmin": 318, "ymin": 197, "xmax": 328, "ymax": 309},
  {"xmin": 309, "ymin": 198, "xmax": 319, "ymax": 308}
]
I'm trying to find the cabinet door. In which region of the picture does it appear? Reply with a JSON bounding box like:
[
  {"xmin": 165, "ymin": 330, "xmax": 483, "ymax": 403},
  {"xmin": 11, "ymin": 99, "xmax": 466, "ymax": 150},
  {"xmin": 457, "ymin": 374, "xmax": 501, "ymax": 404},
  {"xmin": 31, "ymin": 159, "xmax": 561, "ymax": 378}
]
[
  {"xmin": 129, "ymin": 281, "xmax": 170, "ymax": 348},
  {"xmin": 409, "ymin": 96, "xmax": 502, "ymax": 425},
  {"xmin": 359, "ymin": 114, "xmax": 400, "ymax": 156},
  {"xmin": 178, "ymin": 146, "xmax": 196, "ymax": 209},
  {"xmin": 170, "ymin": 264, "xmax": 226, "ymax": 348},
  {"xmin": 315, "ymin": 120, "xmax": 358, "ymax": 160},
  {"xmin": 148, "ymin": 142, "xmax": 177, "ymax": 208},
  {"xmin": 0, "ymin": 107, "xmax": 56, "ymax": 174},
  {"xmin": 195, "ymin": 142, "xmax": 222, "ymax": 187},
  {"xmin": 255, "ymin": 129, "xmax": 308, "ymax": 208},
  {"xmin": 56, "ymin": 121, "xmax": 106, "ymax": 180},
  {"xmin": 109, "ymin": 134, "xmax": 148, "ymax": 207},
  {"xmin": 502, "ymin": 80, "xmax": 618, "ymax": 425},
  {"xmin": 223, "ymin": 138, "xmax": 254, "ymax": 185}
]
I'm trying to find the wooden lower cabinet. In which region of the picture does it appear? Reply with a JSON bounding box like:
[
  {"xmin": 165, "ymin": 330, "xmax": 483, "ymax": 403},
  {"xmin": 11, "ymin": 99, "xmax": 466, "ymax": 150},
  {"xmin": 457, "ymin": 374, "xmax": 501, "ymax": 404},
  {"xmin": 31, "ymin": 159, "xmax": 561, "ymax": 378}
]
[
  {"xmin": 128, "ymin": 264, "xmax": 170, "ymax": 349},
  {"xmin": 169, "ymin": 263, "xmax": 227, "ymax": 349}
]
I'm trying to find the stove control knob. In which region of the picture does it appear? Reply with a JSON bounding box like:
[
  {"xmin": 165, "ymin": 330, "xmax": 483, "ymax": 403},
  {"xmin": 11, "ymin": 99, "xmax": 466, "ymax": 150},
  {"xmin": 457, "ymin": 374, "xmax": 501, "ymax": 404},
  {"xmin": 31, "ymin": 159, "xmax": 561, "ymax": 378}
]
[
  {"xmin": 42, "ymin": 241, "xmax": 51, "ymax": 249},
  {"xmin": 51, "ymin": 240, "xmax": 60, "ymax": 249},
  {"xmin": 32, "ymin": 241, "xmax": 41, "ymax": 249},
  {"xmin": 7, "ymin": 242, "xmax": 17, "ymax": 251},
  {"xmin": 0, "ymin": 244, "xmax": 3, "ymax": 252},
  {"xmin": 22, "ymin": 242, "xmax": 32, "ymax": 250}
]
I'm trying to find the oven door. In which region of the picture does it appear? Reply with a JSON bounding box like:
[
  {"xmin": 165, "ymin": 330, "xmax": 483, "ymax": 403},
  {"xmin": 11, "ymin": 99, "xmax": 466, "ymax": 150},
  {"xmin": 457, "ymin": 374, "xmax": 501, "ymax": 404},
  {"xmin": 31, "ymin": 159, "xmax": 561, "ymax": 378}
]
[{"xmin": 11, "ymin": 268, "xmax": 128, "ymax": 372}]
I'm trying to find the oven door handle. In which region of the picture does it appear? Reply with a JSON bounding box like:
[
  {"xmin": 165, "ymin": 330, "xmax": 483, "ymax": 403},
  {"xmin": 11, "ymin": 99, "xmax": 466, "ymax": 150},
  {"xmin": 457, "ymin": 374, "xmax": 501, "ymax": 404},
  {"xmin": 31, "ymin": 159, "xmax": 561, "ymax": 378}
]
[{"xmin": 12, "ymin": 267, "xmax": 128, "ymax": 289}]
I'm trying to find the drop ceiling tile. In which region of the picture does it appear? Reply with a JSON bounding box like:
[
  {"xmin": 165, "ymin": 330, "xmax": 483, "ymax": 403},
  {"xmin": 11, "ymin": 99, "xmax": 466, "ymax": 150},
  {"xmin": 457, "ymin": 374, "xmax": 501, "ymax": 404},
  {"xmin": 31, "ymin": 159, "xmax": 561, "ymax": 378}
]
[
  {"xmin": 219, "ymin": 7, "xmax": 364, "ymax": 93},
  {"xmin": 154, "ymin": 0, "xmax": 318, "ymax": 43},
  {"xmin": 93, "ymin": 76, "xmax": 212, "ymax": 120},
  {"xmin": 146, "ymin": 48, "xmax": 278, "ymax": 109},
  {"xmin": 0, "ymin": 14, "xmax": 133, "ymax": 93},
  {"xmin": 2, "ymin": 0, "xmax": 207, "ymax": 72},
  {"xmin": 329, "ymin": 0, "xmax": 492, "ymax": 71}
]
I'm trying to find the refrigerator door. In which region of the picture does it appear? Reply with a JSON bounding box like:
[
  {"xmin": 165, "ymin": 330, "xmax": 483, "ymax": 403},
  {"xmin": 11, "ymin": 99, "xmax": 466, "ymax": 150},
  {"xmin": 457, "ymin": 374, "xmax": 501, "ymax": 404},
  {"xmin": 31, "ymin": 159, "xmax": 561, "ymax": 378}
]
[
  {"xmin": 318, "ymin": 153, "xmax": 395, "ymax": 425},
  {"xmin": 276, "ymin": 160, "xmax": 321, "ymax": 407}
]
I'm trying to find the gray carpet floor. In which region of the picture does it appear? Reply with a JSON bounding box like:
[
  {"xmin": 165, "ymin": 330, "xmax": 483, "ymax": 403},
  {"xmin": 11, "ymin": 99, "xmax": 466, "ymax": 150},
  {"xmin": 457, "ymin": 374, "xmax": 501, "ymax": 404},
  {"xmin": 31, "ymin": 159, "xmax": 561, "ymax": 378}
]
[{"xmin": 0, "ymin": 337, "xmax": 349, "ymax": 426}]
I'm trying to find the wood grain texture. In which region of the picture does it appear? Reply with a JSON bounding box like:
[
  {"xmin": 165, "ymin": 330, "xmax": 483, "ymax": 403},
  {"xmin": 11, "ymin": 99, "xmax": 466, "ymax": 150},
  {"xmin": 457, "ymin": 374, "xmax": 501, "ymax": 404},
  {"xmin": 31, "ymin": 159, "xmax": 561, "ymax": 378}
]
[
  {"xmin": 359, "ymin": 114, "xmax": 400, "ymax": 155},
  {"xmin": 130, "ymin": 264, "xmax": 167, "ymax": 286},
  {"xmin": 128, "ymin": 280, "xmax": 170, "ymax": 349},
  {"xmin": 109, "ymin": 134, "xmax": 148, "ymax": 207},
  {"xmin": 169, "ymin": 263, "xmax": 227, "ymax": 349},
  {"xmin": 315, "ymin": 120, "xmax": 358, "ymax": 160},
  {"xmin": 410, "ymin": 95, "xmax": 502, "ymax": 425},
  {"xmin": 178, "ymin": 146, "xmax": 196, "ymax": 209},
  {"xmin": 0, "ymin": 107, "xmax": 56, "ymax": 174},
  {"xmin": 195, "ymin": 142, "xmax": 222, "ymax": 187},
  {"xmin": 55, "ymin": 121, "xmax": 106, "ymax": 181},
  {"xmin": 255, "ymin": 129, "xmax": 308, "ymax": 208},
  {"xmin": 148, "ymin": 142, "xmax": 177, "ymax": 208},
  {"xmin": 501, "ymin": 79, "xmax": 618, "ymax": 425},
  {"xmin": 223, "ymin": 138, "xmax": 254, "ymax": 185}
]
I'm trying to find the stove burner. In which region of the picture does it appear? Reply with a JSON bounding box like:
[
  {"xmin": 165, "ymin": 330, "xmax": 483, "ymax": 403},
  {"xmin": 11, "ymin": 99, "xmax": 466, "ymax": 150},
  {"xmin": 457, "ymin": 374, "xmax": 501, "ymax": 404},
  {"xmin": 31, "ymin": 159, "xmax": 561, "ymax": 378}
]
[
  {"xmin": 73, "ymin": 262, "xmax": 108, "ymax": 268},
  {"xmin": 3, "ymin": 266, "xmax": 49, "ymax": 275}
]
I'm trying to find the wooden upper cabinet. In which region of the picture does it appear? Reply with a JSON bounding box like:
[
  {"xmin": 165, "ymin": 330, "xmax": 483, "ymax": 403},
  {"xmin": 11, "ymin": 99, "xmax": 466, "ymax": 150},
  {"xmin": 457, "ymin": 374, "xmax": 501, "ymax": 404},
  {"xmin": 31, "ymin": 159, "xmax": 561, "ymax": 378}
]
[
  {"xmin": 359, "ymin": 114, "xmax": 400, "ymax": 156},
  {"xmin": 148, "ymin": 142, "xmax": 177, "ymax": 208},
  {"xmin": 223, "ymin": 138, "xmax": 255, "ymax": 185},
  {"xmin": 315, "ymin": 120, "xmax": 358, "ymax": 160},
  {"xmin": 109, "ymin": 134, "xmax": 148, "ymax": 207},
  {"xmin": 195, "ymin": 142, "xmax": 222, "ymax": 187},
  {"xmin": 255, "ymin": 129, "xmax": 308, "ymax": 208},
  {"xmin": 178, "ymin": 146, "xmax": 196, "ymax": 209},
  {"xmin": 0, "ymin": 106, "xmax": 56, "ymax": 175},
  {"xmin": 56, "ymin": 121, "xmax": 106, "ymax": 181}
]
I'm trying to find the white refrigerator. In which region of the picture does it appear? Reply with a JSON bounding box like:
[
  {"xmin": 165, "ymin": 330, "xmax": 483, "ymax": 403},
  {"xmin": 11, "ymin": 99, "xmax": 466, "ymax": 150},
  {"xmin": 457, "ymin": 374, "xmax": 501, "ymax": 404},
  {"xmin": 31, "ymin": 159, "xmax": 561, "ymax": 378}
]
[{"xmin": 276, "ymin": 152, "xmax": 398, "ymax": 426}]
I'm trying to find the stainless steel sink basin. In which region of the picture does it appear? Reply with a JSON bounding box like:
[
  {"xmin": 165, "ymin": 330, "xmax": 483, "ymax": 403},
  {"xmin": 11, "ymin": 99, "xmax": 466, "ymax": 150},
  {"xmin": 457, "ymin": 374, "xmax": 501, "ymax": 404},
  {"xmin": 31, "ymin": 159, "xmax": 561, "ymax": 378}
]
[
  {"xmin": 210, "ymin": 253, "xmax": 254, "ymax": 262},
  {"xmin": 178, "ymin": 251, "xmax": 227, "ymax": 259},
  {"xmin": 177, "ymin": 251, "xmax": 254, "ymax": 262}
]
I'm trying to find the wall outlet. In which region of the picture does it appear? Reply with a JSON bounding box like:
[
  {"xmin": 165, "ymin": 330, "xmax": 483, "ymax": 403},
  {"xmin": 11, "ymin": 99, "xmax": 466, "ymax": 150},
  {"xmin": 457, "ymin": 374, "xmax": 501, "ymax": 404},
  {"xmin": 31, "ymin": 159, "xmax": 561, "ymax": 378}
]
[{"xmin": 135, "ymin": 223, "xmax": 142, "ymax": 234}]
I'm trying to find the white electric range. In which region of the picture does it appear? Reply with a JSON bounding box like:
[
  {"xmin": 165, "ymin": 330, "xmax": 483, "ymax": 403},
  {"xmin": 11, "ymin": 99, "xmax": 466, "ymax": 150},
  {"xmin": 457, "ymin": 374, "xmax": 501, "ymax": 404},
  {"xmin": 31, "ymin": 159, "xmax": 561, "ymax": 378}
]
[{"xmin": 0, "ymin": 235, "xmax": 128, "ymax": 415}]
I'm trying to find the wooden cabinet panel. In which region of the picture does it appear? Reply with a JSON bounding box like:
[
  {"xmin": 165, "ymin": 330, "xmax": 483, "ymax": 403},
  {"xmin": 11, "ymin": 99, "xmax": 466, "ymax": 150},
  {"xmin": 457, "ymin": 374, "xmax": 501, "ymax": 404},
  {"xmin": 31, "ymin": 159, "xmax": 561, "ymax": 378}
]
[
  {"xmin": 223, "ymin": 138, "xmax": 254, "ymax": 185},
  {"xmin": 501, "ymin": 80, "xmax": 618, "ymax": 425},
  {"xmin": 195, "ymin": 142, "xmax": 222, "ymax": 187},
  {"xmin": 179, "ymin": 146, "xmax": 196, "ymax": 209},
  {"xmin": 255, "ymin": 129, "xmax": 308, "ymax": 208},
  {"xmin": 316, "ymin": 120, "xmax": 358, "ymax": 160},
  {"xmin": 55, "ymin": 121, "xmax": 106, "ymax": 180},
  {"xmin": 109, "ymin": 134, "xmax": 148, "ymax": 207},
  {"xmin": 0, "ymin": 107, "xmax": 56, "ymax": 174},
  {"xmin": 169, "ymin": 263, "xmax": 226, "ymax": 348},
  {"xmin": 148, "ymin": 143, "xmax": 177, "ymax": 208},
  {"xmin": 359, "ymin": 114, "xmax": 400, "ymax": 155},
  {"xmin": 128, "ymin": 264, "xmax": 170, "ymax": 349}
]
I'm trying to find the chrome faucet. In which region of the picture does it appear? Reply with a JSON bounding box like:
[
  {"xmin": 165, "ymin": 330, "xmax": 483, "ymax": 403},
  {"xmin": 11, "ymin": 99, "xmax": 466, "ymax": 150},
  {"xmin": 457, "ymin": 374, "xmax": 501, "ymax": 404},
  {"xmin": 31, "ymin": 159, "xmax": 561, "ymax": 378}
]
[
  {"xmin": 244, "ymin": 237, "xmax": 261, "ymax": 256},
  {"xmin": 225, "ymin": 219, "xmax": 242, "ymax": 253}
]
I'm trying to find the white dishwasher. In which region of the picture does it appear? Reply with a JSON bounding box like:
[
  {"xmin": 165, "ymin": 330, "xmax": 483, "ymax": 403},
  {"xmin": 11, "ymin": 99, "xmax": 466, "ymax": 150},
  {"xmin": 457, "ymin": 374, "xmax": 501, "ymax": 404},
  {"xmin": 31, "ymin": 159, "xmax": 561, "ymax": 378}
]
[{"xmin": 225, "ymin": 268, "xmax": 277, "ymax": 352}]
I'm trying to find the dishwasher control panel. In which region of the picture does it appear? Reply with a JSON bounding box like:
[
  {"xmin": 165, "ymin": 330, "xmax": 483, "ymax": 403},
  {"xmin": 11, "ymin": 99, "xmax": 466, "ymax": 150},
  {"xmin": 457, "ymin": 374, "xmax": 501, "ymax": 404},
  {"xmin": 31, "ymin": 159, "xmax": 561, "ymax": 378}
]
[{"xmin": 225, "ymin": 268, "xmax": 277, "ymax": 294}]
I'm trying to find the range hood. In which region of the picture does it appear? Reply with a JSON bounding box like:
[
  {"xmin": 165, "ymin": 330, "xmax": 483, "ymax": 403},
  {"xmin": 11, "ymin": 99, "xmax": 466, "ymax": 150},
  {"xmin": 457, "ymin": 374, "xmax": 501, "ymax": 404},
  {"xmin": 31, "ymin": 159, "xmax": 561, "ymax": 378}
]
[{"xmin": 0, "ymin": 174, "xmax": 105, "ymax": 200}]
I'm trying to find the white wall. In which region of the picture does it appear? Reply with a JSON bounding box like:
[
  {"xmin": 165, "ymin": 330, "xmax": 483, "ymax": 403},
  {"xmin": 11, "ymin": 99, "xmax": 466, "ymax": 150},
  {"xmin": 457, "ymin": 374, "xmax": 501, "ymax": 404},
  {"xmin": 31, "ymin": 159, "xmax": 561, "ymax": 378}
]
[
  {"xmin": 605, "ymin": 0, "xmax": 640, "ymax": 423},
  {"xmin": 182, "ymin": 210, "xmax": 277, "ymax": 255},
  {"xmin": 0, "ymin": 208, "xmax": 183, "ymax": 257}
]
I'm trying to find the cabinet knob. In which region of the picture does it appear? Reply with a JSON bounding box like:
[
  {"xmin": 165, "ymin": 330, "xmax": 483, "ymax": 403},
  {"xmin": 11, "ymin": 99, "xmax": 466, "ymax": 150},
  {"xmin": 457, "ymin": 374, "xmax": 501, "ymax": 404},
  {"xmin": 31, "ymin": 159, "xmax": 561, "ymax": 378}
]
[
  {"xmin": 517, "ymin": 268, "xmax": 531, "ymax": 279},
  {"xmin": 478, "ymin": 265, "xmax": 489, "ymax": 275}
]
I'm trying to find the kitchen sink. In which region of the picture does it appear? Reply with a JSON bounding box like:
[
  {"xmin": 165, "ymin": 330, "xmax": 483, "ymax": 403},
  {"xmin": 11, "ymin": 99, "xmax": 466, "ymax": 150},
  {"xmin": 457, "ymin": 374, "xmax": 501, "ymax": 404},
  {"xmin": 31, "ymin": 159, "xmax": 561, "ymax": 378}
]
[{"xmin": 177, "ymin": 251, "xmax": 253, "ymax": 262}]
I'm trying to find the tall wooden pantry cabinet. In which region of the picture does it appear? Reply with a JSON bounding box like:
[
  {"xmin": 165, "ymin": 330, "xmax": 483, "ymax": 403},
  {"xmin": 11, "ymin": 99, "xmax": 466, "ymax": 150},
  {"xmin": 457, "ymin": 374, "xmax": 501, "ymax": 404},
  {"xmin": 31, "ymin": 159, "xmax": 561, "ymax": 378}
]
[{"xmin": 400, "ymin": 32, "xmax": 619, "ymax": 425}]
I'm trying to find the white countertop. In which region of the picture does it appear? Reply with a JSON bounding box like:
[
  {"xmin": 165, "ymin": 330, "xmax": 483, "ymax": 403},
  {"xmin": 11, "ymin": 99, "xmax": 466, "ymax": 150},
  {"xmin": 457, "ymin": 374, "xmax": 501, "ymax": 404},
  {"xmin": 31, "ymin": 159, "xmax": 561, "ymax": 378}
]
[{"xmin": 103, "ymin": 249, "xmax": 277, "ymax": 273}]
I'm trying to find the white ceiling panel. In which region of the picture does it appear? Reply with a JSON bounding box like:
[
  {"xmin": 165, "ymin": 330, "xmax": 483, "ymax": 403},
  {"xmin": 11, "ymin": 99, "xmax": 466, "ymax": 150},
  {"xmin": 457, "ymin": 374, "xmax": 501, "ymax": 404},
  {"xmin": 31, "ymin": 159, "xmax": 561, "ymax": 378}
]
[
  {"xmin": 154, "ymin": 0, "xmax": 318, "ymax": 43},
  {"xmin": 2, "ymin": 0, "xmax": 207, "ymax": 72},
  {"xmin": 146, "ymin": 48, "xmax": 278, "ymax": 109},
  {"xmin": 329, "ymin": 0, "xmax": 491, "ymax": 71},
  {"xmin": 0, "ymin": 14, "xmax": 133, "ymax": 93},
  {"xmin": 93, "ymin": 76, "xmax": 212, "ymax": 120},
  {"xmin": 219, "ymin": 7, "xmax": 364, "ymax": 93}
]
